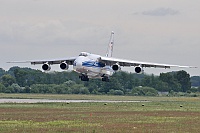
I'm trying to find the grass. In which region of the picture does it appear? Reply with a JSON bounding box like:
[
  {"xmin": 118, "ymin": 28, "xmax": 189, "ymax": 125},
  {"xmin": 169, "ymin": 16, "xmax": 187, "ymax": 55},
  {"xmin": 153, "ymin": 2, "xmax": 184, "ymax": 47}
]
[
  {"xmin": 0, "ymin": 94, "xmax": 200, "ymax": 132},
  {"xmin": 0, "ymin": 93, "xmax": 200, "ymax": 102}
]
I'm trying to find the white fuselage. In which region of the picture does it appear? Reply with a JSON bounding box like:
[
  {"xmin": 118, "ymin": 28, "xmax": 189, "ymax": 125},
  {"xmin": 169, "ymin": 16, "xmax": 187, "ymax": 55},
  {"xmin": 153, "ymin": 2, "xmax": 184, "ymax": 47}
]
[{"xmin": 73, "ymin": 52, "xmax": 114, "ymax": 78}]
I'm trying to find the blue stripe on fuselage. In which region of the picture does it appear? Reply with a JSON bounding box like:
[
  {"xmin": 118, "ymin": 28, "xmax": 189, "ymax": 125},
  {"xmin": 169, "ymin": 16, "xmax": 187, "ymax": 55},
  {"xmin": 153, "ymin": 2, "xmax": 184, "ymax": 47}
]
[{"xmin": 82, "ymin": 61, "xmax": 105, "ymax": 68}]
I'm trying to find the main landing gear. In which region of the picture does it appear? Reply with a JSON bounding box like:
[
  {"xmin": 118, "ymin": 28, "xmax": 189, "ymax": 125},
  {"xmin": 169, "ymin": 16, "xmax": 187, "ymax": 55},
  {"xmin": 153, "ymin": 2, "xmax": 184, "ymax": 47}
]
[
  {"xmin": 79, "ymin": 74, "xmax": 110, "ymax": 82},
  {"xmin": 79, "ymin": 75, "xmax": 89, "ymax": 81},
  {"xmin": 102, "ymin": 76, "xmax": 109, "ymax": 82}
]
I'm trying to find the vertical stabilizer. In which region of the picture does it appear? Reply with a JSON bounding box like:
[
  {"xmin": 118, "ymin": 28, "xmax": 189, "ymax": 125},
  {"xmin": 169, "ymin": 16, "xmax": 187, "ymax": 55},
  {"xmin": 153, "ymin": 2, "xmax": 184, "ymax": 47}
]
[{"xmin": 106, "ymin": 31, "xmax": 114, "ymax": 57}]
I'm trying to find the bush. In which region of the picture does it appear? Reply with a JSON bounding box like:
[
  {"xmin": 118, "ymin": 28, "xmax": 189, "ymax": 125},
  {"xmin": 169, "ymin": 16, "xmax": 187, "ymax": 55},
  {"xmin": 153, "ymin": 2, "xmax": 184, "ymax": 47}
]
[
  {"xmin": 189, "ymin": 87, "xmax": 199, "ymax": 93},
  {"xmin": 80, "ymin": 87, "xmax": 90, "ymax": 94},
  {"xmin": 11, "ymin": 83, "xmax": 22, "ymax": 93},
  {"xmin": 107, "ymin": 89, "xmax": 124, "ymax": 95},
  {"xmin": 132, "ymin": 86, "xmax": 158, "ymax": 96},
  {"xmin": 5, "ymin": 86, "xmax": 15, "ymax": 93},
  {"xmin": 113, "ymin": 90, "xmax": 124, "ymax": 95}
]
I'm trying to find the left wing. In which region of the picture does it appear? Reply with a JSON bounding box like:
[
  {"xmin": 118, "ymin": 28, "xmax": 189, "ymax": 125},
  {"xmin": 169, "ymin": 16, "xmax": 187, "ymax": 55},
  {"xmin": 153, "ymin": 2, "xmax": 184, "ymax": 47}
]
[
  {"xmin": 100, "ymin": 56, "xmax": 197, "ymax": 69},
  {"xmin": 7, "ymin": 57, "xmax": 77, "ymax": 65}
]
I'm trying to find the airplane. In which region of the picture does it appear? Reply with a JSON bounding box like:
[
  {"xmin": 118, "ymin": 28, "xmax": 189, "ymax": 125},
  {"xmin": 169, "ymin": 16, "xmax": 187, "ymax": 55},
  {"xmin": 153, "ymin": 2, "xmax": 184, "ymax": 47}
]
[{"xmin": 8, "ymin": 31, "xmax": 196, "ymax": 82}]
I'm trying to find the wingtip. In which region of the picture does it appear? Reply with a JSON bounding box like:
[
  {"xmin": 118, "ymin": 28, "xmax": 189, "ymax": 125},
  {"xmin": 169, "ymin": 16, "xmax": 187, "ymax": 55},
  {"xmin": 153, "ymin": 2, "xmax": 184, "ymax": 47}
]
[
  {"xmin": 179, "ymin": 66, "xmax": 198, "ymax": 68},
  {"xmin": 190, "ymin": 66, "xmax": 198, "ymax": 68},
  {"xmin": 6, "ymin": 61, "xmax": 31, "ymax": 63}
]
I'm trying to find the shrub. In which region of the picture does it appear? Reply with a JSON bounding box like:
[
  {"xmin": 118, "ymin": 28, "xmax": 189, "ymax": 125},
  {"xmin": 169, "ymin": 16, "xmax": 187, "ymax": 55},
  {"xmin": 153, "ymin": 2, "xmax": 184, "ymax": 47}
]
[
  {"xmin": 132, "ymin": 86, "xmax": 158, "ymax": 96},
  {"xmin": 113, "ymin": 90, "xmax": 124, "ymax": 95}
]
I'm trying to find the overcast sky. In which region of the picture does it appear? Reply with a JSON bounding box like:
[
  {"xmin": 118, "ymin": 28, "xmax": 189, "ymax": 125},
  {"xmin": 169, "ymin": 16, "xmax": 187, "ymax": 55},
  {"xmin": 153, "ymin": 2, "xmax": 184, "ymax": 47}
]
[{"xmin": 0, "ymin": 0, "xmax": 199, "ymax": 76}]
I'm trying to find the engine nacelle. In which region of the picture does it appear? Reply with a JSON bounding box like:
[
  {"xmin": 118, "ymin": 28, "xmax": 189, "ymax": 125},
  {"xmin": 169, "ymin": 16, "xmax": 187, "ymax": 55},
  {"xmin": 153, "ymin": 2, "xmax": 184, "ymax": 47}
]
[
  {"xmin": 135, "ymin": 66, "xmax": 142, "ymax": 73},
  {"xmin": 112, "ymin": 64, "xmax": 121, "ymax": 71},
  {"xmin": 60, "ymin": 62, "xmax": 69, "ymax": 70},
  {"xmin": 42, "ymin": 63, "xmax": 51, "ymax": 71}
]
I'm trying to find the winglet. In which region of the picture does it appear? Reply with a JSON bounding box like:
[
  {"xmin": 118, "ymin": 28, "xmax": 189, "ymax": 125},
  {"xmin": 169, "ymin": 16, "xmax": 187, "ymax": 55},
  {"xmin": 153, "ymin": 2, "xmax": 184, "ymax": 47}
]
[{"xmin": 106, "ymin": 31, "xmax": 114, "ymax": 57}]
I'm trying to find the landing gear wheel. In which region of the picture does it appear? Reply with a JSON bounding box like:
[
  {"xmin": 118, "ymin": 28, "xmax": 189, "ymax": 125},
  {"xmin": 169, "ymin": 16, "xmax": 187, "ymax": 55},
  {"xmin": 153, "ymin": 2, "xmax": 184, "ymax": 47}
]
[
  {"xmin": 79, "ymin": 75, "xmax": 89, "ymax": 81},
  {"xmin": 102, "ymin": 76, "xmax": 109, "ymax": 82}
]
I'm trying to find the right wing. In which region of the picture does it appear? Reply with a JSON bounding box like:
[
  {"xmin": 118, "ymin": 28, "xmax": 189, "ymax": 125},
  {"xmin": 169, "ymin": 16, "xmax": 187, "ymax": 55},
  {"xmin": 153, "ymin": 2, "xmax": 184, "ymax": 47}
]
[{"xmin": 100, "ymin": 56, "xmax": 197, "ymax": 69}]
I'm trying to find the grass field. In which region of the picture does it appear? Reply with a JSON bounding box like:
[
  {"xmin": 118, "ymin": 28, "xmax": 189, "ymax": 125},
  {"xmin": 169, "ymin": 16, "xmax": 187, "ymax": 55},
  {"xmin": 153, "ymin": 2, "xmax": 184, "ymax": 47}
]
[{"xmin": 0, "ymin": 94, "xmax": 200, "ymax": 133}]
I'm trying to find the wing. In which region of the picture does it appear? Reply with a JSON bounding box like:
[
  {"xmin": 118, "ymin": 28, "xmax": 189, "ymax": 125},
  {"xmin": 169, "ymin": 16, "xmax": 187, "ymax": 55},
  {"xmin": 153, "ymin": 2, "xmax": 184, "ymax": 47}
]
[
  {"xmin": 100, "ymin": 56, "xmax": 196, "ymax": 69},
  {"xmin": 7, "ymin": 57, "xmax": 77, "ymax": 65}
]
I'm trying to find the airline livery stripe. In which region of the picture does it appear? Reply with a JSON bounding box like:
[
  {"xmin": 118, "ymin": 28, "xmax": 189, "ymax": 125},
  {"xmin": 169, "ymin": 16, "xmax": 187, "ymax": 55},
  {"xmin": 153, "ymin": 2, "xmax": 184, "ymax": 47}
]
[{"xmin": 82, "ymin": 61, "xmax": 105, "ymax": 68}]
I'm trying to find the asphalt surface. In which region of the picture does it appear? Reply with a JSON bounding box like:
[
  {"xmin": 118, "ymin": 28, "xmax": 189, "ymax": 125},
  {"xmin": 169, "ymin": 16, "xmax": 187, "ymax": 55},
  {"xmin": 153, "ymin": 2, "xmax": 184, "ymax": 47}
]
[{"xmin": 0, "ymin": 99, "xmax": 149, "ymax": 103}]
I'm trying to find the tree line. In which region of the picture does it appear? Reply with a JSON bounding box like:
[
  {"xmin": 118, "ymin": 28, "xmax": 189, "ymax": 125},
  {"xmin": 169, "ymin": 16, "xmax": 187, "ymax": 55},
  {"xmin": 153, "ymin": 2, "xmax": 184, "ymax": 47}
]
[{"xmin": 0, "ymin": 67, "xmax": 200, "ymax": 96}]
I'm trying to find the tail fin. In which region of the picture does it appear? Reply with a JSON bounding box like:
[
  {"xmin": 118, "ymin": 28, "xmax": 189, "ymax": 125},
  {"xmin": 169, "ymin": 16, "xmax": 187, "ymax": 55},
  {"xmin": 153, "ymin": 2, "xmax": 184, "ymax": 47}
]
[{"xmin": 106, "ymin": 31, "xmax": 114, "ymax": 57}]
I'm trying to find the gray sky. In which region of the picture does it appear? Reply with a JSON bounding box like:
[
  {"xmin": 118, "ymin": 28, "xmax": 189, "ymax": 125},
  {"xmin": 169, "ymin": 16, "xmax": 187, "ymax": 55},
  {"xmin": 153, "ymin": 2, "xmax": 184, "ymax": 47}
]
[{"xmin": 0, "ymin": 0, "xmax": 199, "ymax": 76}]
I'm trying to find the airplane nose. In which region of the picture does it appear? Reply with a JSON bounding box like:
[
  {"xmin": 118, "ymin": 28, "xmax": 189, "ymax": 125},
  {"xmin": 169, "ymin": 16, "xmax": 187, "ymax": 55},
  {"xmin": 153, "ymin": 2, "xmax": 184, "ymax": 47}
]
[
  {"xmin": 74, "ymin": 57, "xmax": 84, "ymax": 67},
  {"xmin": 76, "ymin": 61, "xmax": 82, "ymax": 66},
  {"xmin": 74, "ymin": 60, "xmax": 81, "ymax": 67}
]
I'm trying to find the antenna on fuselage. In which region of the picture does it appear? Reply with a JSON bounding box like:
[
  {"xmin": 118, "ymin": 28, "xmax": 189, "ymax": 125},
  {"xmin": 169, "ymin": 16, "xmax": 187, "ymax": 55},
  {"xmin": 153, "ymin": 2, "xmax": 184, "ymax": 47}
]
[{"xmin": 106, "ymin": 31, "xmax": 114, "ymax": 57}]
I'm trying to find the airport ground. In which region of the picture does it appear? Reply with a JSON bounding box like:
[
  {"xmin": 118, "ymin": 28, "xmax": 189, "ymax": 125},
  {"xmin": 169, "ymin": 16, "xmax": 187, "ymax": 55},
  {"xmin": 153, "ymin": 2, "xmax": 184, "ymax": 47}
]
[{"xmin": 0, "ymin": 94, "xmax": 200, "ymax": 133}]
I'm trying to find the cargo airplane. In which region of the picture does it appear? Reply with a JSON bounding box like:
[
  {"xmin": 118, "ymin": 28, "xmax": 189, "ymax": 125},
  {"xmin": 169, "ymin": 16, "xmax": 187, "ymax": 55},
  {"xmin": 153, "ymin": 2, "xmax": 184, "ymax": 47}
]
[{"xmin": 8, "ymin": 31, "xmax": 196, "ymax": 82}]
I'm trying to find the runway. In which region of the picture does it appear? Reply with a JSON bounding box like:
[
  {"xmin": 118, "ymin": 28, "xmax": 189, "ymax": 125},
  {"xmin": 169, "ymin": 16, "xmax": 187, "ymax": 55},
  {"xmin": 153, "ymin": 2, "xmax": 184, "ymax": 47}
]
[{"xmin": 0, "ymin": 99, "xmax": 150, "ymax": 103}]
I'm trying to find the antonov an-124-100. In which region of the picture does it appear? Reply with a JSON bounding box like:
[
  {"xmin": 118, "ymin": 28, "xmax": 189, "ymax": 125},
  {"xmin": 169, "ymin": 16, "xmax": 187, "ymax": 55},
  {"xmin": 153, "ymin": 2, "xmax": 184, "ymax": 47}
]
[{"xmin": 8, "ymin": 31, "xmax": 196, "ymax": 82}]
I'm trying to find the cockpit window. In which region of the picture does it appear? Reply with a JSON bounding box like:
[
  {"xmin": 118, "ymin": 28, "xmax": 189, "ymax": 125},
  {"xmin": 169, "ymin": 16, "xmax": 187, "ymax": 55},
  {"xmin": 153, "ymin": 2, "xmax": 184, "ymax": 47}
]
[{"xmin": 79, "ymin": 52, "xmax": 88, "ymax": 57}]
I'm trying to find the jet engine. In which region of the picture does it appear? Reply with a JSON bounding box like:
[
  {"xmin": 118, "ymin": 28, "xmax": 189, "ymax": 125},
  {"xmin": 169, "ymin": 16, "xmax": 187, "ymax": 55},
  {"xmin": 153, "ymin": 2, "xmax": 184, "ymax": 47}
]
[
  {"xmin": 112, "ymin": 64, "xmax": 121, "ymax": 71},
  {"xmin": 42, "ymin": 63, "xmax": 51, "ymax": 71},
  {"xmin": 60, "ymin": 62, "xmax": 69, "ymax": 70},
  {"xmin": 135, "ymin": 66, "xmax": 142, "ymax": 73}
]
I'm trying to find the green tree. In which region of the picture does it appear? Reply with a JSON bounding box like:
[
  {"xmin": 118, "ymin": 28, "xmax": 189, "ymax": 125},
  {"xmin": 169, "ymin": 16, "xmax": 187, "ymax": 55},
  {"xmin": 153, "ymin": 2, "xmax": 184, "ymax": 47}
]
[
  {"xmin": 174, "ymin": 70, "xmax": 191, "ymax": 92},
  {"xmin": 53, "ymin": 85, "xmax": 64, "ymax": 94},
  {"xmin": 0, "ymin": 83, "xmax": 6, "ymax": 93},
  {"xmin": 0, "ymin": 68, "xmax": 6, "ymax": 77},
  {"xmin": 1, "ymin": 74, "xmax": 16, "ymax": 87},
  {"xmin": 114, "ymin": 72, "xmax": 134, "ymax": 91},
  {"xmin": 5, "ymin": 86, "xmax": 15, "ymax": 93},
  {"xmin": 142, "ymin": 76, "xmax": 152, "ymax": 87},
  {"xmin": 24, "ymin": 86, "xmax": 31, "ymax": 93},
  {"xmin": 30, "ymin": 84, "xmax": 40, "ymax": 93},
  {"xmin": 14, "ymin": 68, "xmax": 28, "ymax": 87},
  {"xmin": 11, "ymin": 83, "xmax": 22, "ymax": 93},
  {"xmin": 159, "ymin": 72, "xmax": 181, "ymax": 92},
  {"xmin": 63, "ymin": 80, "xmax": 76, "ymax": 87},
  {"xmin": 155, "ymin": 81, "xmax": 169, "ymax": 92},
  {"xmin": 133, "ymin": 78, "xmax": 140, "ymax": 87},
  {"xmin": 71, "ymin": 84, "xmax": 85, "ymax": 94}
]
